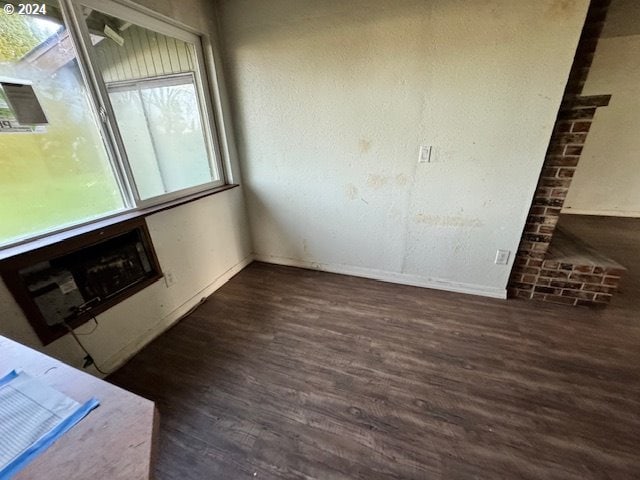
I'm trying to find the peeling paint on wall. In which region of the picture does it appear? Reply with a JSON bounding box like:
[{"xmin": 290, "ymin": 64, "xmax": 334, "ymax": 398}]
[{"xmin": 414, "ymin": 214, "xmax": 483, "ymax": 228}]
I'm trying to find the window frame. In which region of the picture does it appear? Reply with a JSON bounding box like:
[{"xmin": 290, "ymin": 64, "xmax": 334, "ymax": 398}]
[
  {"xmin": 106, "ymin": 71, "xmax": 219, "ymax": 202},
  {"xmin": 0, "ymin": 0, "xmax": 229, "ymax": 250},
  {"xmin": 106, "ymin": 72, "xmax": 197, "ymax": 94},
  {"xmin": 65, "ymin": 0, "xmax": 226, "ymax": 208}
]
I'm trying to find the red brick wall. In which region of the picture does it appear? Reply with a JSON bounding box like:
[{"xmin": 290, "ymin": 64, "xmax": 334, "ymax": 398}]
[
  {"xmin": 509, "ymin": 97, "xmax": 614, "ymax": 305},
  {"xmin": 513, "ymin": 257, "xmax": 625, "ymax": 307},
  {"xmin": 508, "ymin": 0, "xmax": 615, "ymax": 307}
]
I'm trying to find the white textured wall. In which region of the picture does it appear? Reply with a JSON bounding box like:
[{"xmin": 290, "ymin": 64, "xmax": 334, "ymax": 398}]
[
  {"xmin": 0, "ymin": 0, "xmax": 252, "ymax": 372},
  {"xmin": 0, "ymin": 189, "xmax": 252, "ymax": 371},
  {"xmin": 218, "ymin": 0, "xmax": 588, "ymax": 297},
  {"xmin": 563, "ymin": 34, "xmax": 640, "ymax": 217}
]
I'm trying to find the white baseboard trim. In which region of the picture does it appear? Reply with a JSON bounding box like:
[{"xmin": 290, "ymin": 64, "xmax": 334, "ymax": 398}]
[
  {"xmin": 254, "ymin": 254, "xmax": 507, "ymax": 300},
  {"xmin": 98, "ymin": 254, "xmax": 254, "ymax": 376},
  {"xmin": 561, "ymin": 208, "xmax": 640, "ymax": 218}
]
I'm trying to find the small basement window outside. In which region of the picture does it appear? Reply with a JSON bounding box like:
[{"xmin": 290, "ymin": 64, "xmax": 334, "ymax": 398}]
[{"xmin": 0, "ymin": 0, "xmax": 225, "ymax": 248}]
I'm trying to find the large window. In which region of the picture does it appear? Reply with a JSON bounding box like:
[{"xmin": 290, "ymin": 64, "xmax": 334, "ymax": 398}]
[{"xmin": 0, "ymin": 0, "xmax": 224, "ymax": 247}]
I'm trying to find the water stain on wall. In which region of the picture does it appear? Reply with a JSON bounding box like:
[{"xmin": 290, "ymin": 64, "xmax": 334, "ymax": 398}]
[
  {"xmin": 545, "ymin": 0, "xmax": 581, "ymax": 20},
  {"xmin": 414, "ymin": 213, "xmax": 483, "ymax": 228},
  {"xmin": 358, "ymin": 138, "xmax": 372, "ymax": 153},
  {"xmin": 345, "ymin": 183, "xmax": 359, "ymax": 200},
  {"xmin": 366, "ymin": 174, "xmax": 389, "ymax": 189},
  {"xmin": 395, "ymin": 174, "xmax": 408, "ymax": 186},
  {"xmin": 366, "ymin": 173, "xmax": 409, "ymax": 190}
]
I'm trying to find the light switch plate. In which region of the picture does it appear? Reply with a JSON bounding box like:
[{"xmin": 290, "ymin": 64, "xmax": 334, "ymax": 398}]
[
  {"xmin": 495, "ymin": 249, "xmax": 510, "ymax": 265},
  {"xmin": 418, "ymin": 145, "xmax": 432, "ymax": 163}
]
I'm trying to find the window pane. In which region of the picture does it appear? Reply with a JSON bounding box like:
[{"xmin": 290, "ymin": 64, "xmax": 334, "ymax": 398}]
[
  {"xmin": 109, "ymin": 88, "xmax": 164, "ymax": 199},
  {"xmin": 0, "ymin": 3, "xmax": 125, "ymax": 246},
  {"xmin": 83, "ymin": 10, "xmax": 219, "ymax": 200},
  {"xmin": 109, "ymin": 76, "xmax": 213, "ymax": 199}
]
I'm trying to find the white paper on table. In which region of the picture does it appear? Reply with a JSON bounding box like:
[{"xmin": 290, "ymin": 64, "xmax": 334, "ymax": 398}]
[{"xmin": 0, "ymin": 372, "xmax": 79, "ymax": 470}]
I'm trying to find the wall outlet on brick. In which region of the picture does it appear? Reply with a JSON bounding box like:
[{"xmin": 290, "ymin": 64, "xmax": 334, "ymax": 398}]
[{"xmin": 495, "ymin": 249, "xmax": 510, "ymax": 265}]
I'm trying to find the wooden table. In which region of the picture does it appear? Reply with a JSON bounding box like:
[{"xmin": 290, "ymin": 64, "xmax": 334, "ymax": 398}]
[{"xmin": 0, "ymin": 335, "xmax": 158, "ymax": 479}]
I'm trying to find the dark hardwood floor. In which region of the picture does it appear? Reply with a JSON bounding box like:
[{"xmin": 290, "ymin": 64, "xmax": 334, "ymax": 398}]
[
  {"xmin": 109, "ymin": 243, "xmax": 640, "ymax": 479},
  {"xmin": 558, "ymin": 214, "xmax": 640, "ymax": 310}
]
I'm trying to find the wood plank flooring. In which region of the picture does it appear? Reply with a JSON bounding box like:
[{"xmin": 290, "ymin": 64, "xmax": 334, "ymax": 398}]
[
  {"xmin": 558, "ymin": 214, "xmax": 640, "ymax": 310},
  {"xmin": 109, "ymin": 237, "xmax": 640, "ymax": 479}
]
